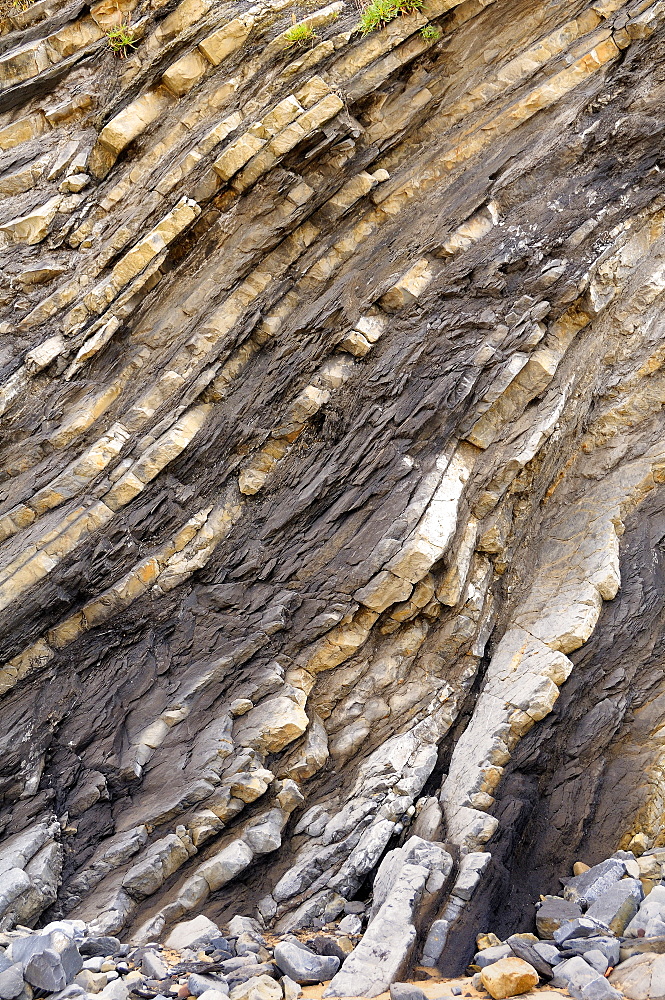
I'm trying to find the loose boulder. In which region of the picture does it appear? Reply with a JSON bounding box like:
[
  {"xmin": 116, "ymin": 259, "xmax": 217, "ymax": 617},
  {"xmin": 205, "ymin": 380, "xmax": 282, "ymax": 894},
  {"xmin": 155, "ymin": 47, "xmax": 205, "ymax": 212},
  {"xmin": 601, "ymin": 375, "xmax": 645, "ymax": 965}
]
[
  {"xmin": 562, "ymin": 859, "xmax": 626, "ymax": 907},
  {"xmin": 480, "ymin": 957, "xmax": 539, "ymax": 999},
  {"xmin": 274, "ymin": 942, "xmax": 339, "ymax": 985},
  {"xmin": 11, "ymin": 930, "xmax": 82, "ymax": 992},
  {"xmin": 586, "ymin": 878, "xmax": 643, "ymax": 935},
  {"xmin": 165, "ymin": 915, "xmax": 222, "ymax": 952},
  {"xmin": 610, "ymin": 952, "xmax": 665, "ymax": 1000},
  {"xmin": 536, "ymin": 897, "xmax": 583, "ymax": 938}
]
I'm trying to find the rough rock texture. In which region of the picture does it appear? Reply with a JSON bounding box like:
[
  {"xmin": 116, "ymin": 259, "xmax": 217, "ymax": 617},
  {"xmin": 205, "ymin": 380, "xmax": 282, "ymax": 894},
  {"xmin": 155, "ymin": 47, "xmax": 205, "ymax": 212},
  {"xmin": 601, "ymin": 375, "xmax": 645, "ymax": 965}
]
[{"xmin": 3, "ymin": 0, "xmax": 665, "ymax": 980}]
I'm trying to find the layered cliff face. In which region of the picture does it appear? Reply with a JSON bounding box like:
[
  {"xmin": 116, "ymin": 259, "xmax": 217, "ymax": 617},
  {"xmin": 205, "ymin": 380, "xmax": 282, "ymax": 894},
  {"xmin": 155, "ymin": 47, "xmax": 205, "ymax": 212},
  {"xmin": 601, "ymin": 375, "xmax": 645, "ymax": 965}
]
[{"xmin": 1, "ymin": 0, "xmax": 665, "ymax": 974}]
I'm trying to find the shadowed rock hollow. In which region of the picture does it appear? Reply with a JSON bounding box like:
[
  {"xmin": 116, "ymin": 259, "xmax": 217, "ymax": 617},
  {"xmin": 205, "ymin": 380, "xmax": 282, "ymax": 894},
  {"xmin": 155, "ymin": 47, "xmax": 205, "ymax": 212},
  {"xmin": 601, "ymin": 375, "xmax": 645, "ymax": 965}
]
[{"xmin": 2, "ymin": 0, "xmax": 665, "ymax": 980}]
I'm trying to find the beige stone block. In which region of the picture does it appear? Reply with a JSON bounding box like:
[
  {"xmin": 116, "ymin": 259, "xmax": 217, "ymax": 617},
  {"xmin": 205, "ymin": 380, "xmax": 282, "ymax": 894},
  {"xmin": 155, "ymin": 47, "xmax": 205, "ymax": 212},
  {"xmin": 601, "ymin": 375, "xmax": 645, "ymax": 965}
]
[
  {"xmin": 151, "ymin": 196, "xmax": 200, "ymax": 242},
  {"xmin": 262, "ymin": 95, "xmax": 303, "ymax": 135},
  {"xmin": 239, "ymin": 468, "xmax": 269, "ymax": 495},
  {"xmin": 198, "ymin": 16, "xmax": 254, "ymax": 65},
  {"xmin": 104, "ymin": 472, "xmax": 145, "ymax": 511},
  {"xmin": 0, "ymin": 40, "xmax": 50, "ymax": 86},
  {"xmin": 380, "ymin": 258, "xmax": 434, "ymax": 311},
  {"xmin": 90, "ymin": 0, "xmax": 135, "ymax": 28},
  {"xmin": 98, "ymin": 89, "xmax": 173, "ymax": 156},
  {"xmin": 47, "ymin": 613, "xmax": 85, "ymax": 648},
  {"xmin": 339, "ymin": 331, "xmax": 371, "ymax": 357},
  {"xmin": 133, "ymin": 404, "xmax": 211, "ymax": 483},
  {"xmin": 326, "ymin": 171, "xmax": 376, "ymax": 214},
  {"xmin": 268, "ymin": 121, "xmax": 307, "ymax": 157},
  {"xmin": 355, "ymin": 312, "xmax": 387, "ymax": 343},
  {"xmin": 234, "ymin": 696, "xmax": 309, "ymax": 753},
  {"xmin": 298, "ymin": 93, "xmax": 344, "ymax": 132},
  {"xmin": 110, "ymin": 233, "xmax": 165, "ymax": 288},
  {"xmin": 386, "ymin": 537, "xmax": 442, "ymax": 584},
  {"xmin": 354, "ymin": 570, "xmax": 413, "ymax": 612},
  {"xmin": 0, "ymin": 640, "xmax": 55, "ymax": 695},
  {"xmin": 46, "ymin": 16, "xmax": 103, "ymax": 59},
  {"xmin": 157, "ymin": 0, "xmax": 212, "ymax": 40},
  {"xmin": 0, "ymin": 506, "xmax": 35, "ymax": 543},
  {"xmin": 213, "ymin": 133, "xmax": 265, "ymax": 180},
  {"xmin": 0, "ymin": 115, "xmax": 43, "ymax": 151},
  {"xmin": 295, "ymin": 75, "xmax": 330, "ymax": 108},
  {"xmin": 287, "ymin": 181, "xmax": 314, "ymax": 205},
  {"xmin": 162, "ymin": 49, "xmax": 209, "ymax": 96},
  {"xmin": 0, "ymin": 195, "xmax": 62, "ymax": 245},
  {"xmin": 232, "ymin": 150, "xmax": 278, "ymax": 191},
  {"xmin": 481, "ymin": 958, "xmax": 538, "ymax": 999},
  {"xmin": 24, "ymin": 333, "xmax": 65, "ymax": 373}
]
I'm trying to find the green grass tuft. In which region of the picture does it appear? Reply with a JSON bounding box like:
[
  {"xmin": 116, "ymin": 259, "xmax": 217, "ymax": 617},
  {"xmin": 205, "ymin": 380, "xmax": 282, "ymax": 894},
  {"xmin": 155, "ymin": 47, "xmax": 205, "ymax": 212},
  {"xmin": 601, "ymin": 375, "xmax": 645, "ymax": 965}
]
[
  {"xmin": 283, "ymin": 22, "xmax": 318, "ymax": 45},
  {"xmin": 420, "ymin": 22, "xmax": 440, "ymax": 38},
  {"xmin": 106, "ymin": 23, "xmax": 138, "ymax": 57},
  {"xmin": 357, "ymin": 0, "xmax": 424, "ymax": 34}
]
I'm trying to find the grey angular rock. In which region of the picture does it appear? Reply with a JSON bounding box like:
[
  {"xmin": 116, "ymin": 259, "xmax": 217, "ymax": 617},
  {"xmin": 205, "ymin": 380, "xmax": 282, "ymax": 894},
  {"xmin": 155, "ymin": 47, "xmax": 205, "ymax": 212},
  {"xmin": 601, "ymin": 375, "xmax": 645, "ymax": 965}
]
[
  {"xmin": 532, "ymin": 942, "xmax": 561, "ymax": 967},
  {"xmin": 235, "ymin": 934, "xmax": 261, "ymax": 957},
  {"xmin": 536, "ymin": 897, "xmax": 583, "ymax": 939},
  {"xmin": 583, "ymin": 950, "xmax": 609, "ymax": 975},
  {"xmin": 100, "ymin": 982, "xmax": 130, "ymax": 1000},
  {"xmin": 625, "ymin": 886, "xmax": 665, "ymax": 938},
  {"xmin": 554, "ymin": 917, "xmax": 611, "ymax": 945},
  {"xmin": 189, "ymin": 976, "xmax": 230, "ymax": 997},
  {"xmin": 0, "ymin": 964, "xmax": 24, "ymax": 1000},
  {"xmin": 562, "ymin": 859, "xmax": 626, "ymax": 908},
  {"xmin": 562, "ymin": 937, "xmax": 620, "ymax": 966},
  {"xmin": 141, "ymin": 953, "xmax": 167, "ymax": 979},
  {"xmin": 337, "ymin": 915, "xmax": 361, "ymax": 936},
  {"xmin": 198, "ymin": 991, "xmax": 232, "ymax": 1000},
  {"xmin": 506, "ymin": 934, "xmax": 554, "ymax": 977},
  {"xmin": 79, "ymin": 938, "xmax": 121, "ymax": 958},
  {"xmin": 389, "ymin": 985, "xmax": 428, "ymax": 1000},
  {"xmin": 586, "ymin": 878, "xmax": 643, "ymax": 935},
  {"xmin": 610, "ymin": 953, "xmax": 658, "ymax": 999},
  {"xmin": 226, "ymin": 963, "xmax": 277, "ymax": 987},
  {"xmin": 11, "ymin": 932, "xmax": 82, "ymax": 992},
  {"xmin": 473, "ymin": 945, "xmax": 513, "ymax": 969},
  {"xmin": 280, "ymin": 977, "xmax": 301, "ymax": 1000},
  {"xmin": 646, "ymin": 918, "xmax": 665, "ymax": 937},
  {"xmin": 550, "ymin": 955, "xmax": 602, "ymax": 990},
  {"xmin": 568, "ymin": 977, "xmax": 622, "ymax": 1000},
  {"xmin": 165, "ymin": 916, "xmax": 221, "ymax": 952},
  {"xmin": 620, "ymin": 937, "xmax": 665, "ymax": 961},
  {"xmin": 83, "ymin": 958, "xmax": 105, "ymax": 973},
  {"xmin": 274, "ymin": 942, "xmax": 339, "ymax": 985},
  {"xmin": 220, "ymin": 958, "xmax": 256, "ymax": 974},
  {"xmin": 421, "ymin": 919, "xmax": 452, "ymax": 968},
  {"xmin": 227, "ymin": 918, "xmax": 264, "ymax": 944},
  {"xmin": 228, "ymin": 976, "xmax": 281, "ymax": 1000}
]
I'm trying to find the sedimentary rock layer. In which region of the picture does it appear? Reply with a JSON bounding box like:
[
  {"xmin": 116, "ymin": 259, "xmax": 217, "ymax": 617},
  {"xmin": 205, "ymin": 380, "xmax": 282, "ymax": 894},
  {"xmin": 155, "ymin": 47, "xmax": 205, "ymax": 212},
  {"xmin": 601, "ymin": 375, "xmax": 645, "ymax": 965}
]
[{"xmin": 2, "ymin": 0, "xmax": 665, "ymax": 975}]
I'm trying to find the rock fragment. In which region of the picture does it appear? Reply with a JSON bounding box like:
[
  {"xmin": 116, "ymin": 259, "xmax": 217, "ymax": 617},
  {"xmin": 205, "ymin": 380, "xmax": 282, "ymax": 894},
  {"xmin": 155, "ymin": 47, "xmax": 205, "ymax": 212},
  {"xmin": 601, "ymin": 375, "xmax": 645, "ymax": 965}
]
[
  {"xmin": 274, "ymin": 941, "xmax": 339, "ymax": 984},
  {"xmin": 480, "ymin": 957, "xmax": 539, "ymax": 999}
]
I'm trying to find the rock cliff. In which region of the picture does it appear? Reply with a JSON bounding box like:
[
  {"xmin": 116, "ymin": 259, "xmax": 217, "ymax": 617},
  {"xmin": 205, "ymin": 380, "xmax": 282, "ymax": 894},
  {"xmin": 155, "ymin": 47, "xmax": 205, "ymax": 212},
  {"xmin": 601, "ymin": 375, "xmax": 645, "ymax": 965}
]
[{"xmin": 1, "ymin": 0, "xmax": 665, "ymax": 978}]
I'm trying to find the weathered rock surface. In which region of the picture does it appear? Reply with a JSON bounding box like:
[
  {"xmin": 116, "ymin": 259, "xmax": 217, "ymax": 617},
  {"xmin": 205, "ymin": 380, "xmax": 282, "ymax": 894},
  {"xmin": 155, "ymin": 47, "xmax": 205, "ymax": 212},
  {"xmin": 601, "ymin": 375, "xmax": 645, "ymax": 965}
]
[
  {"xmin": 480, "ymin": 957, "xmax": 538, "ymax": 999},
  {"xmin": 3, "ymin": 0, "xmax": 665, "ymax": 984}
]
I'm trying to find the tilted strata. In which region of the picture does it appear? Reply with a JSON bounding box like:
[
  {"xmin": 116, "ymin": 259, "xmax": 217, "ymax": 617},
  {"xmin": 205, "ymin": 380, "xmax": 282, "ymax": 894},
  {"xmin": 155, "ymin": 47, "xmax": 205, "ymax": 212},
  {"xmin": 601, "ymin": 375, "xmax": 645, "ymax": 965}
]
[{"xmin": 1, "ymin": 0, "xmax": 665, "ymax": 978}]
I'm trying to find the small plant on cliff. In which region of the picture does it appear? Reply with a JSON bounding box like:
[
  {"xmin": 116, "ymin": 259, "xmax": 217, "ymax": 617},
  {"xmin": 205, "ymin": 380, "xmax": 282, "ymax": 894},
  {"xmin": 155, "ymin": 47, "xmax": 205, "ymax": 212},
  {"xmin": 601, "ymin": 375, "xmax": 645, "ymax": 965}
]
[
  {"xmin": 420, "ymin": 22, "xmax": 440, "ymax": 39},
  {"xmin": 0, "ymin": 0, "xmax": 35, "ymax": 17},
  {"xmin": 106, "ymin": 23, "xmax": 138, "ymax": 57},
  {"xmin": 357, "ymin": 0, "xmax": 424, "ymax": 34},
  {"xmin": 283, "ymin": 22, "xmax": 318, "ymax": 45},
  {"xmin": 357, "ymin": 0, "xmax": 398, "ymax": 33}
]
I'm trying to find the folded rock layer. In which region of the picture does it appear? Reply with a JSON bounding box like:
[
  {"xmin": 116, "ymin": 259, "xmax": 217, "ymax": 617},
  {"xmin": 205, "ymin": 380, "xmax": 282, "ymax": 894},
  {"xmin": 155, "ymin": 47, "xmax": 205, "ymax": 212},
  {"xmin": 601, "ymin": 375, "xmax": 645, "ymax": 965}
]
[{"xmin": 1, "ymin": 0, "xmax": 665, "ymax": 974}]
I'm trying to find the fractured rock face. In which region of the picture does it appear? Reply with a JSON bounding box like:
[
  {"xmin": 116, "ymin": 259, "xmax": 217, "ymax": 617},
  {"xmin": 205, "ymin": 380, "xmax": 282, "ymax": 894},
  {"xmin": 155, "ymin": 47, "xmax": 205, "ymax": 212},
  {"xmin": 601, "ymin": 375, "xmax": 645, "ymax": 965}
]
[{"xmin": 4, "ymin": 0, "xmax": 665, "ymax": 985}]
